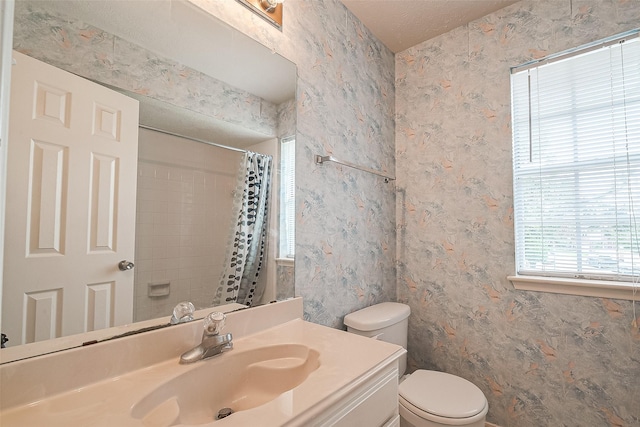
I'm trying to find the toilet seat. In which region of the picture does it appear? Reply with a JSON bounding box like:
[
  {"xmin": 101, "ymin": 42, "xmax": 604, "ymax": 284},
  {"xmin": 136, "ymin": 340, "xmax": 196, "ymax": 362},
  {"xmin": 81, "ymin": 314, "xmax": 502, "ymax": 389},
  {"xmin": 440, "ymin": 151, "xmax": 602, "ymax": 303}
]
[{"xmin": 398, "ymin": 370, "xmax": 488, "ymax": 423}]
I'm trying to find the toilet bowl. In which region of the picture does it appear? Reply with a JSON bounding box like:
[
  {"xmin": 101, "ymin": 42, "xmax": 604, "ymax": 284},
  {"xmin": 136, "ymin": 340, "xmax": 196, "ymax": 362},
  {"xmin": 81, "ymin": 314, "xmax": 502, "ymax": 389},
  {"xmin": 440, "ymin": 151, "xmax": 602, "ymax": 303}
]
[
  {"xmin": 398, "ymin": 370, "xmax": 488, "ymax": 427},
  {"xmin": 344, "ymin": 303, "xmax": 488, "ymax": 427}
]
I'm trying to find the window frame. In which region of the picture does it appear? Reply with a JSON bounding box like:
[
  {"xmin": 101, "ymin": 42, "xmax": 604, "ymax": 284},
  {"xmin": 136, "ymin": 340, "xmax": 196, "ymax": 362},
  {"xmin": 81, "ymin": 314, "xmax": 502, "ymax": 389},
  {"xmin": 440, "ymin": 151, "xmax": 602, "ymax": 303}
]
[
  {"xmin": 509, "ymin": 30, "xmax": 640, "ymax": 300},
  {"xmin": 278, "ymin": 135, "xmax": 295, "ymax": 261}
]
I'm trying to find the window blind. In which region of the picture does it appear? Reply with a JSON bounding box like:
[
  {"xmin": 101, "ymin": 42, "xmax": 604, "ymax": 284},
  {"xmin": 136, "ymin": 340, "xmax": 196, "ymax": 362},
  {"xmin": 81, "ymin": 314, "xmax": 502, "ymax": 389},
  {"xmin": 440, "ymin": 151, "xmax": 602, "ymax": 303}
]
[
  {"xmin": 510, "ymin": 31, "xmax": 640, "ymax": 282},
  {"xmin": 280, "ymin": 136, "xmax": 295, "ymax": 258}
]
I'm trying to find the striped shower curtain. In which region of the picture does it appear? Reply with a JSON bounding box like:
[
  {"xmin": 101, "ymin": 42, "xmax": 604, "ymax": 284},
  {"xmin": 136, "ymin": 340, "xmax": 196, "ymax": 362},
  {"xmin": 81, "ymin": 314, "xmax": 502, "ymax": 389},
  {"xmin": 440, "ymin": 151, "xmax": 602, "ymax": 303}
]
[{"xmin": 215, "ymin": 151, "xmax": 272, "ymax": 306}]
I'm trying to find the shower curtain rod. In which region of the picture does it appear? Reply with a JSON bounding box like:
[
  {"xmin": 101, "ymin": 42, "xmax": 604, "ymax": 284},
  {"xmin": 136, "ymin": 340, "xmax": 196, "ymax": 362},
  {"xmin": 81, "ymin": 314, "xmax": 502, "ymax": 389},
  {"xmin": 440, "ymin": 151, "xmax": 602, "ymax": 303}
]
[
  {"xmin": 315, "ymin": 155, "xmax": 395, "ymax": 183},
  {"xmin": 139, "ymin": 125, "xmax": 247, "ymax": 154}
]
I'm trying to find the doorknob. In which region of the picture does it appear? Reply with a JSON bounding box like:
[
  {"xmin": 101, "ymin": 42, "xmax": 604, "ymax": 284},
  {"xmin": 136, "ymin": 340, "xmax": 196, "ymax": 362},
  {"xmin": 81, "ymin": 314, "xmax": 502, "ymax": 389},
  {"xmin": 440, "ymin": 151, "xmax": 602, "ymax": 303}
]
[{"xmin": 118, "ymin": 260, "xmax": 135, "ymax": 271}]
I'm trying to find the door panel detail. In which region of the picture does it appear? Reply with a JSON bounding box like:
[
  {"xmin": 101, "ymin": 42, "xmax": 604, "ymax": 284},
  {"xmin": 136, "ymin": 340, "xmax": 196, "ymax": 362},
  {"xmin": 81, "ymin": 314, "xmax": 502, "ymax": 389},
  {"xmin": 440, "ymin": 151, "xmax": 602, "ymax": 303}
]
[
  {"xmin": 85, "ymin": 281, "xmax": 115, "ymax": 331},
  {"xmin": 28, "ymin": 140, "xmax": 68, "ymax": 256},
  {"xmin": 93, "ymin": 103, "xmax": 121, "ymax": 141},
  {"xmin": 23, "ymin": 288, "xmax": 63, "ymax": 343},
  {"xmin": 34, "ymin": 81, "xmax": 71, "ymax": 127},
  {"xmin": 89, "ymin": 153, "xmax": 118, "ymax": 253}
]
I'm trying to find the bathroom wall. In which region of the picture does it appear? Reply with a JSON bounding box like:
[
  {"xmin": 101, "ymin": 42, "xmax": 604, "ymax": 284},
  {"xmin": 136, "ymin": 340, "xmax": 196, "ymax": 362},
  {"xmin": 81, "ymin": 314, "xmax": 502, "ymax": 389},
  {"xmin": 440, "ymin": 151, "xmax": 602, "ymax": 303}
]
[
  {"xmin": 191, "ymin": 0, "xmax": 398, "ymax": 327},
  {"xmin": 134, "ymin": 128, "xmax": 242, "ymax": 321},
  {"xmin": 395, "ymin": 1, "xmax": 640, "ymax": 426}
]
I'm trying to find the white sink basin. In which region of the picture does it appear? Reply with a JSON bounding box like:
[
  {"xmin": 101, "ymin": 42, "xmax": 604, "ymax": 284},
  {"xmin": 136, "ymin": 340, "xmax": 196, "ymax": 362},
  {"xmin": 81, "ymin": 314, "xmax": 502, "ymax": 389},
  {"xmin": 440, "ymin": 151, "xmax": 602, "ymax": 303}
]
[
  {"xmin": 130, "ymin": 343, "xmax": 320, "ymax": 426},
  {"xmin": 1, "ymin": 317, "xmax": 404, "ymax": 427}
]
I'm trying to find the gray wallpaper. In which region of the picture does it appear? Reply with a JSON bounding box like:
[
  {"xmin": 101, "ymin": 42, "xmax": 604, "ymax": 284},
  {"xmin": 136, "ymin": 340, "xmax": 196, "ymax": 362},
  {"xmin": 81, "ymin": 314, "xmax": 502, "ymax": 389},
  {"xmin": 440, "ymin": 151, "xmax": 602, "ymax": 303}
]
[{"xmin": 396, "ymin": 1, "xmax": 640, "ymax": 426}]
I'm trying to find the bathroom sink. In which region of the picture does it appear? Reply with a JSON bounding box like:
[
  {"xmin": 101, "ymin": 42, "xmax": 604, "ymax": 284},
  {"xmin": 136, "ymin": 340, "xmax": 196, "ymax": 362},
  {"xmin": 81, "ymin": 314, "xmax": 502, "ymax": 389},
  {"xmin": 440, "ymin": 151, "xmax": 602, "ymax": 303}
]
[{"xmin": 130, "ymin": 343, "xmax": 320, "ymax": 426}]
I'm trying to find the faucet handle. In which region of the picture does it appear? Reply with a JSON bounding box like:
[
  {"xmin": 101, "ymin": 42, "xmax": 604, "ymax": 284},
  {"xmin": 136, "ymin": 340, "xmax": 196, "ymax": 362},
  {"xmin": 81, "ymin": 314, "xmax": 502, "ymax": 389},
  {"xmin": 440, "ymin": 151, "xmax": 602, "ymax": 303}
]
[
  {"xmin": 170, "ymin": 301, "xmax": 195, "ymax": 325},
  {"xmin": 203, "ymin": 312, "xmax": 226, "ymax": 336}
]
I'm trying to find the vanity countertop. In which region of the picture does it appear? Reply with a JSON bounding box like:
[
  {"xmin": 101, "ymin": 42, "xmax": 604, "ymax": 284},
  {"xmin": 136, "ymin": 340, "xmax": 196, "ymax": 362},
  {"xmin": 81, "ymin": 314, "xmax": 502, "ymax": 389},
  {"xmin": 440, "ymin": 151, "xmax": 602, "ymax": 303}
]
[{"xmin": 0, "ymin": 318, "xmax": 404, "ymax": 426}]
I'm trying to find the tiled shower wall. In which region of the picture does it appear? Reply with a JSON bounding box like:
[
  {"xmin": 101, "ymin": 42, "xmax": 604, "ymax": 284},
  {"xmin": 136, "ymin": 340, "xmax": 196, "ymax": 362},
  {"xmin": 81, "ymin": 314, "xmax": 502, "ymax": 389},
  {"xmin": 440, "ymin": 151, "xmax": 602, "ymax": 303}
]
[{"xmin": 134, "ymin": 128, "xmax": 241, "ymax": 321}]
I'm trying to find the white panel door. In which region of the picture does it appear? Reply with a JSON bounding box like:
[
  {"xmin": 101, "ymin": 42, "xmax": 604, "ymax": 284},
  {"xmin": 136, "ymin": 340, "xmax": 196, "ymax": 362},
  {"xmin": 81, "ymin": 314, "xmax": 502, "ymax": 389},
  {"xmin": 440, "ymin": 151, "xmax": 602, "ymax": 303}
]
[{"xmin": 2, "ymin": 51, "xmax": 139, "ymax": 345}]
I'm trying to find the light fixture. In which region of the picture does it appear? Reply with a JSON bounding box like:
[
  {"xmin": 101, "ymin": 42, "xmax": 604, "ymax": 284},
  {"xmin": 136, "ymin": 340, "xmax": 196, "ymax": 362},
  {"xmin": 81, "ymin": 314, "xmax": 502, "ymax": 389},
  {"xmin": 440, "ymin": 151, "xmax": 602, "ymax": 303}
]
[{"xmin": 236, "ymin": 0, "xmax": 283, "ymax": 30}]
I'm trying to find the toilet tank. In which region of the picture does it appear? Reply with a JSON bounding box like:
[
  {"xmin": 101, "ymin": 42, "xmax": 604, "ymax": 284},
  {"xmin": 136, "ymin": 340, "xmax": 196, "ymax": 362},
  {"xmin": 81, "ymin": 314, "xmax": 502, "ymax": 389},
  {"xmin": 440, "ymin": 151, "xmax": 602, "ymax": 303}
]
[{"xmin": 344, "ymin": 302, "xmax": 410, "ymax": 375}]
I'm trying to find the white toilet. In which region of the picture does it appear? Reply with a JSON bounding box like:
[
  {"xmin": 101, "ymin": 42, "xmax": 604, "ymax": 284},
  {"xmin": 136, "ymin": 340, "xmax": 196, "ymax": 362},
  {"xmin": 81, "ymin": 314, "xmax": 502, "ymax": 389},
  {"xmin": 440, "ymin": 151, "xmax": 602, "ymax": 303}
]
[{"xmin": 344, "ymin": 302, "xmax": 488, "ymax": 427}]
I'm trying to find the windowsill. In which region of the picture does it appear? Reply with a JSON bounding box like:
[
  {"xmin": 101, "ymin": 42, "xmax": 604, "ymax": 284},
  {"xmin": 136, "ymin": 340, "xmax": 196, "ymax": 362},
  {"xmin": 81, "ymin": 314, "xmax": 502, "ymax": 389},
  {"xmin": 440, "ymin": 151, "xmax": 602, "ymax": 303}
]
[
  {"xmin": 276, "ymin": 258, "xmax": 294, "ymax": 267},
  {"xmin": 508, "ymin": 275, "xmax": 639, "ymax": 301}
]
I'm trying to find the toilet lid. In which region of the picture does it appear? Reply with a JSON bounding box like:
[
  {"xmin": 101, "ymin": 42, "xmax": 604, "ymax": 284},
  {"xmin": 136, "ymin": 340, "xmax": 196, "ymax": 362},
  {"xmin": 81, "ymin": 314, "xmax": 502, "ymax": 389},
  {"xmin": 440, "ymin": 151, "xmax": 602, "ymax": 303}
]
[{"xmin": 398, "ymin": 370, "xmax": 486, "ymax": 419}]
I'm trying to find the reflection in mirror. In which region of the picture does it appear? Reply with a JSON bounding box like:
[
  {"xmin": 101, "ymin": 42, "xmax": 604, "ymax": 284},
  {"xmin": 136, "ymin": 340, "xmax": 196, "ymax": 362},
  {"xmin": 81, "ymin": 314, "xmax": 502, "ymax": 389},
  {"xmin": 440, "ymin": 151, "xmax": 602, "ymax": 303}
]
[{"xmin": 1, "ymin": 0, "xmax": 296, "ymax": 357}]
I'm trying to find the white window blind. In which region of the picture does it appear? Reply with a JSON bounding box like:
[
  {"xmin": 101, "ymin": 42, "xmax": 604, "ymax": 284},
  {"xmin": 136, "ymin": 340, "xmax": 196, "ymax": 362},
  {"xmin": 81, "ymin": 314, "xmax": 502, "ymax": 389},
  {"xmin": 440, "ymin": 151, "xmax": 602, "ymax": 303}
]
[
  {"xmin": 280, "ymin": 136, "xmax": 295, "ymax": 258},
  {"xmin": 511, "ymin": 30, "xmax": 640, "ymax": 283}
]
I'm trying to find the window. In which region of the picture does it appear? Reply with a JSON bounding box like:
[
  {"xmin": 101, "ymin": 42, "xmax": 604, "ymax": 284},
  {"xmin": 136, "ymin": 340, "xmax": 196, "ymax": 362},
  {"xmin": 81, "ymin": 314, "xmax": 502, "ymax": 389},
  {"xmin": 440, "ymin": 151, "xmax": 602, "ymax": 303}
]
[
  {"xmin": 279, "ymin": 136, "xmax": 295, "ymax": 259},
  {"xmin": 510, "ymin": 30, "xmax": 640, "ymax": 297}
]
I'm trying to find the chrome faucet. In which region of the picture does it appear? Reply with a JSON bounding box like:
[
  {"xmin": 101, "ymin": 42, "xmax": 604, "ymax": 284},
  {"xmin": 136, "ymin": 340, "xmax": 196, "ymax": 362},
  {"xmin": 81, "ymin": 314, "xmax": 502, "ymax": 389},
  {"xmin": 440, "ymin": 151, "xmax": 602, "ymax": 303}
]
[{"xmin": 180, "ymin": 312, "xmax": 233, "ymax": 364}]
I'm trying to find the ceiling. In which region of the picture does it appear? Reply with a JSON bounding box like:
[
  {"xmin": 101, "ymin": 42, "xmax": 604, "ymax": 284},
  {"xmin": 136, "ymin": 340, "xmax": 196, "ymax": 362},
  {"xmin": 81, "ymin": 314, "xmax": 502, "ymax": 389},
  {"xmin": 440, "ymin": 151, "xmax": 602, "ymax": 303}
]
[{"xmin": 341, "ymin": 0, "xmax": 519, "ymax": 53}]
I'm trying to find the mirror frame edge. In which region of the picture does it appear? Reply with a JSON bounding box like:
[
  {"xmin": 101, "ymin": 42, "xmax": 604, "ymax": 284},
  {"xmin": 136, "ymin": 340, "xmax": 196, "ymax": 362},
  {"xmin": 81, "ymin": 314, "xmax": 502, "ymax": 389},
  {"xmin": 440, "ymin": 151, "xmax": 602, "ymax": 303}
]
[{"xmin": 0, "ymin": 0, "xmax": 16, "ymax": 352}]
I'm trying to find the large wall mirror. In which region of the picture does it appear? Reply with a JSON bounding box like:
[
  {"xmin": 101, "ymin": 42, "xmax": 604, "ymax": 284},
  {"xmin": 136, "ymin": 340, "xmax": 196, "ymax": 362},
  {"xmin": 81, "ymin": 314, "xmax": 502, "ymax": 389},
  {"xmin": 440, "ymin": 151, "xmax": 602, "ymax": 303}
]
[{"xmin": 1, "ymin": 0, "xmax": 296, "ymax": 359}]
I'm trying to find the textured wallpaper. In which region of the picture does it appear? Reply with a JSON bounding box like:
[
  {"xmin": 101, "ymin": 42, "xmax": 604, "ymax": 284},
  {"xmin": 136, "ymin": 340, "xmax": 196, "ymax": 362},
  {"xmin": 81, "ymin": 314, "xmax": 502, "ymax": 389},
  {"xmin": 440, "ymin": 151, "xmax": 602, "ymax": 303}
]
[{"xmin": 396, "ymin": 1, "xmax": 640, "ymax": 426}]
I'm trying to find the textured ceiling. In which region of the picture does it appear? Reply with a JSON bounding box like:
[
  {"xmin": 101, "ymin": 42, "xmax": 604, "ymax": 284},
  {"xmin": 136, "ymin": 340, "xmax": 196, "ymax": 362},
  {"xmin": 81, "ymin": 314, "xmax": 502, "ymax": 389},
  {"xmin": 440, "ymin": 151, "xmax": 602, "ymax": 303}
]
[{"xmin": 341, "ymin": 0, "xmax": 519, "ymax": 53}]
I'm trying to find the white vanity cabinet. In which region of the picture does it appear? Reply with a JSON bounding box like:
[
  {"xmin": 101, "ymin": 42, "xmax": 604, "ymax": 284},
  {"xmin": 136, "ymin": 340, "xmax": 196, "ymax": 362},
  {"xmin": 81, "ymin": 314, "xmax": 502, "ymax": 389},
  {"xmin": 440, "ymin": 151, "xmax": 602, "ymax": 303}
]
[
  {"xmin": 309, "ymin": 361, "xmax": 400, "ymax": 427},
  {"xmin": 1, "ymin": 300, "xmax": 406, "ymax": 427}
]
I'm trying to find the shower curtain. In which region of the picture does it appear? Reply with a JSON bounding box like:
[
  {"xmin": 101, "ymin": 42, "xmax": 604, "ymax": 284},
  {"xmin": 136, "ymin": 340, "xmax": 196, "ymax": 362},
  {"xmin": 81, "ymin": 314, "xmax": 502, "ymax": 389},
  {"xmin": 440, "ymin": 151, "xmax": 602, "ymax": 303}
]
[{"xmin": 215, "ymin": 151, "xmax": 273, "ymax": 306}]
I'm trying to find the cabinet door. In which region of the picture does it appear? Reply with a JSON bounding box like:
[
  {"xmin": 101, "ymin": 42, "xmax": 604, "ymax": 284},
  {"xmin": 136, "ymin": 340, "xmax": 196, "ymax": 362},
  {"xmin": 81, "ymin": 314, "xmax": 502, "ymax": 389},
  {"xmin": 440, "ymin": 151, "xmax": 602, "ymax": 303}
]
[{"xmin": 317, "ymin": 364, "xmax": 399, "ymax": 427}]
